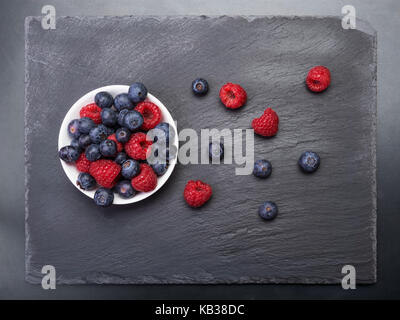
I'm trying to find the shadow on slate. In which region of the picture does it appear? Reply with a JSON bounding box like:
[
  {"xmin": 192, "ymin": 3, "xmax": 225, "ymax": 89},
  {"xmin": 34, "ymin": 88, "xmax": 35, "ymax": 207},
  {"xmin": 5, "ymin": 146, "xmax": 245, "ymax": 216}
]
[{"xmin": 25, "ymin": 16, "xmax": 377, "ymax": 284}]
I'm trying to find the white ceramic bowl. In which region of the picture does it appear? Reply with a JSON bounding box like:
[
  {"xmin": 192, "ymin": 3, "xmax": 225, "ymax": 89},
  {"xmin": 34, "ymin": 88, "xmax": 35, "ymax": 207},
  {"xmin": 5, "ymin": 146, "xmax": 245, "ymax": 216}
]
[{"xmin": 58, "ymin": 85, "xmax": 178, "ymax": 205}]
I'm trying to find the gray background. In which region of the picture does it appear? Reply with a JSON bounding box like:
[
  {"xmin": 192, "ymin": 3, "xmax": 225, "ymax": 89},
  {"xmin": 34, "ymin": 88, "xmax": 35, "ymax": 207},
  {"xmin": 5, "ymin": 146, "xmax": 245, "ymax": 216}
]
[{"xmin": 0, "ymin": 0, "xmax": 399, "ymax": 299}]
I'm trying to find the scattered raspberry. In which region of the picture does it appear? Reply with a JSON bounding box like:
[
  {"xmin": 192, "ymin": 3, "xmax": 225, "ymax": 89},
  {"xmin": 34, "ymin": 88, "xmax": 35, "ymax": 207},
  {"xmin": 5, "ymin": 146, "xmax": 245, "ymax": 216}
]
[
  {"xmin": 80, "ymin": 103, "xmax": 102, "ymax": 124},
  {"xmin": 252, "ymin": 108, "xmax": 279, "ymax": 137},
  {"xmin": 107, "ymin": 133, "xmax": 123, "ymax": 153},
  {"xmin": 306, "ymin": 66, "xmax": 331, "ymax": 92},
  {"xmin": 219, "ymin": 83, "xmax": 247, "ymax": 109},
  {"xmin": 76, "ymin": 152, "xmax": 91, "ymax": 173},
  {"xmin": 125, "ymin": 132, "xmax": 152, "ymax": 160},
  {"xmin": 89, "ymin": 159, "xmax": 121, "ymax": 188},
  {"xmin": 183, "ymin": 180, "xmax": 212, "ymax": 208},
  {"xmin": 135, "ymin": 101, "xmax": 162, "ymax": 130},
  {"xmin": 131, "ymin": 164, "xmax": 157, "ymax": 192}
]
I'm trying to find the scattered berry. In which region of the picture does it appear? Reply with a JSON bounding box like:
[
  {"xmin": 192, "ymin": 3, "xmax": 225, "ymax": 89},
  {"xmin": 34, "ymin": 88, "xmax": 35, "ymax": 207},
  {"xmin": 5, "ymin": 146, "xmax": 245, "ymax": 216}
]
[
  {"xmin": 78, "ymin": 134, "xmax": 91, "ymax": 149},
  {"xmin": 76, "ymin": 152, "xmax": 91, "ymax": 172},
  {"xmin": 80, "ymin": 103, "xmax": 102, "ymax": 124},
  {"xmin": 94, "ymin": 187, "xmax": 114, "ymax": 207},
  {"xmin": 114, "ymin": 152, "xmax": 127, "ymax": 165},
  {"xmin": 115, "ymin": 180, "xmax": 136, "ymax": 198},
  {"xmin": 89, "ymin": 124, "xmax": 109, "ymax": 144},
  {"xmin": 125, "ymin": 132, "xmax": 152, "ymax": 160},
  {"xmin": 123, "ymin": 110, "xmax": 144, "ymax": 131},
  {"xmin": 252, "ymin": 108, "xmax": 279, "ymax": 137},
  {"xmin": 258, "ymin": 201, "xmax": 278, "ymax": 221},
  {"xmin": 131, "ymin": 163, "xmax": 158, "ymax": 192},
  {"xmin": 95, "ymin": 91, "xmax": 114, "ymax": 109},
  {"xmin": 107, "ymin": 133, "xmax": 123, "ymax": 152},
  {"xmin": 151, "ymin": 162, "xmax": 168, "ymax": 176},
  {"xmin": 77, "ymin": 172, "xmax": 96, "ymax": 190},
  {"xmin": 135, "ymin": 101, "xmax": 161, "ymax": 130},
  {"xmin": 85, "ymin": 144, "xmax": 102, "ymax": 162},
  {"xmin": 121, "ymin": 159, "xmax": 140, "ymax": 179},
  {"xmin": 100, "ymin": 139, "xmax": 117, "ymax": 157},
  {"xmin": 219, "ymin": 83, "xmax": 247, "ymax": 109},
  {"xmin": 128, "ymin": 82, "xmax": 147, "ymax": 104},
  {"xmin": 117, "ymin": 109, "xmax": 130, "ymax": 127},
  {"xmin": 115, "ymin": 127, "xmax": 131, "ymax": 143},
  {"xmin": 306, "ymin": 66, "xmax": 331, "ymax": 92},
  {"xmin": 253, "ymin": 160, "xmax": 272, "ymax": 178},
  {"xmin": 101, "ymin": 108, "xmax": 117, "ymax": 127},
  {"xmin": 298, "ymin": 151, "xmax": 320, "ymax": 173},
  {"xmin": 67, "ymin": 119, "xmax": 81, "ymax": 139},
  {"xmin": 209, "ymin": 142, "xmax": 224, "ymax": 160},
  {"xmin": 89, "ymin": 159, "xmax": 121, "ymax": 188},
  {"xmin": 59, "ymin": 146, "xmax": 80, "ymax": 162},
  {"xmin": 78, "ymin": 117, "xmax": 95, "ymax": 134},
  {"xmin": 114, "ymin": 93, "xmax": 134, "ymax": 111},
  {"xmin": 183, "ymin": 180, "xmax": 212, "ymax": 208},
  {"xmin": 192, "ymin": 78, "xmax": 209, "ymax": 95}
]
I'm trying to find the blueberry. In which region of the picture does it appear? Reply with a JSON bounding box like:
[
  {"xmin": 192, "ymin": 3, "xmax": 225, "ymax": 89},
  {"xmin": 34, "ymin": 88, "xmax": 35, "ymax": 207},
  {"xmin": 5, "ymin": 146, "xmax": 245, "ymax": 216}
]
[
  {"xmin": 114, "ymin": 93, "xmax": 134, "ymax": 111},
  {"xmin": 123, "ymin": 110, "xmax": 144, "ymax": 131},
  {"xmin": 95, "ymin": 91, "xmax": 113, "ymax": 109},
  {"xmin": 106, "ymin": 126, "xmax": 115, "ymax": 136},
  {"xmin": 121, "ymin": 159, "xmax": 140, "ymax": 179},
  {"xmin": 67, "ymin": 119, "xmax": 81, "ymax": 139},
  {"xmin": 85, "ymin": 144, "xmax": 101, "ymax": 162},
  {"xmin": 192, "ymin": 78, "xmax": 209, "ymax": 95},
  {"xmin": 78, "ymin": 117, "xmax": 95, "ymax": 134},
  {"xmin": 258, "ymin": 201, "xmax": 278, "ymax": 221},
  {"xmin": 70, "ymin": 138, "xmax": 82, "ymax": 152},
  {"xmin": 77, "ymin": 172, "xmax": 96, "ymax": 190},
  {"xmin": 128, "ymin": 82, "xmax": 148, "ymax": 103},
  {"xmin": 209, "ymin": 142, "xmax": 224, "ymax": 160},
  {"xmin": 58, "ymin": 146, "xmax": 80, "ymax": 162},
  {"xmin": 78, "ymin": 134, "xmax": 92, "ymax": 149},
  {"xmin": 151, "ymin": 162, "xmax": 168, "ymax": 176},
  {"xmin": 114, "ymin": 152, "xmax": 128, "ymax": 165},
  {"xmin": 89, "ymin": 124, "xmax": 109, "ymax": 144},
  {"xmin": 114, "ymin": 180, "xmax": 136, "ymax": 199},
  {"xmin": 99, "ymin": 139, "xmax": 117, "ymax": 157},
  {"xmin": 115, "ymin": 127, "xmax": 131, "ymax": 143},
  {"xmin": 100, "ymin": 108, "xmax": 117, "ymax": 127},
  {"xmin": 94, "ymin": 188, "xmax": 114, "ymax": 207},
  {"xmin": 153, "ymin": 122, "xmax": 174, "ymax": 144},
  {"xmin": 253, "ymin": 160, "xmax": 272, "ymax": 178},
  {"xmin": 117, "ymin": 109, "xmax": 130, "ymax": 126},
  {"xmin": 160, "ymin": 145, "xmax": 177, "ymax": 161},
  {"xmin": 298, "ymin": 151, "xmax": 320, "ymax": 173}
]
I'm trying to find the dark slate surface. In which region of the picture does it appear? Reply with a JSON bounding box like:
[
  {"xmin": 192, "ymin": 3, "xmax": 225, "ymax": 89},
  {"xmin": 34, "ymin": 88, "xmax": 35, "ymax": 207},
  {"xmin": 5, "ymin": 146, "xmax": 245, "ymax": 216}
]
[{"xmin": 25, "ymin": 16, "xmax": 376, "ymax": 284}]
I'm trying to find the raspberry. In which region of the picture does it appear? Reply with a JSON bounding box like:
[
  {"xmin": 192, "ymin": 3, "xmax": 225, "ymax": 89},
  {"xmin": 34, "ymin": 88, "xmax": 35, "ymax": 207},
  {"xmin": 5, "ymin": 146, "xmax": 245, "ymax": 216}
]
[
  {"xmin": 219, "ymin": 83, "xmax": 247, "ymax": 109},
  {"xmin": 252, "ymin": 108, "xmax": 279, "ymax": 137},
  {"xmin": 134, "ymin": 101, "xmax": 162, "ymax": 130},
  {"xmin": 80, "ymin": 103, "xmax": 102, "ymax": 124},
  {"xmin": 107, "ymin": 133, "xmax": 123, "ymax": 153},
  {"xmin": 76, "ymin": 152, "xmax": 91, "ymax": 173},
  {"xmin": 183, "ymin": 180, "xmax": 212, "ymax": 208},
  {"xmin": 89, "ymin": 159, "xmax": 121, "ymax": 188},
  {"xmin": 131, "ymin": 164, "xmax": 157, "ymax": 192},
  {"xmin": 125, "ymin": 132, "xmax": 152, "ymax": 160},
  {"xmin": 306, "ymin": 66, "xmax": 331, "ymax": 92}
]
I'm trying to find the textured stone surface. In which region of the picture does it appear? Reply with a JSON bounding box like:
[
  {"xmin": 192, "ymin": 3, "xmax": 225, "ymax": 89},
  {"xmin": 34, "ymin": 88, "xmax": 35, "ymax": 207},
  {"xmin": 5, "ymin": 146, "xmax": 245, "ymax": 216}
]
[{"xmin": 25, "ymin": 16, "xmax": 376, "ymax": 284}]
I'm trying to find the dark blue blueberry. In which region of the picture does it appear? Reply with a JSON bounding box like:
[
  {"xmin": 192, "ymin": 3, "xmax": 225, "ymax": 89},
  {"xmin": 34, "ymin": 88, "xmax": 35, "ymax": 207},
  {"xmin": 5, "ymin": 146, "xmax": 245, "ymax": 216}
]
[
  {"xmin": 128, "ymin": 82, "xmax": 147, "ymax": 103},
  {"xmin": 123, "ymin": 110, "xmax": 144, "ymax": 131},
  {"xmin": 58, "ymin": 146, "xmax": 80, "ymax": 162},
  {"xmin": 89, "ymin": 124, "xmax": 109, "ymax": 144},
  {"xmin": 298, "ymin": 151, "xmax": 320, "ymax": 173},
  {"xmin": 117, "ymin": 109, "xmax": 129, "ymax": 127},
  {"xmin": 258, "ymin": 201, "xmax": 278, "ymax": 221},
  {"xmin": 151, "ymin": 162, "xmax": 168, "ymax": 176},
  {"xmin": 94, "ymin": 188, "xmax": 114, "ymax": 207},
  {"xmin": 253, "ymin": 159, "xmax": 272, "ymax": 178},
  {"xmin": 153, "ymin": 122, "xmax": 175, "ymax": 144},
  {"xmin": 78, "ymin": 134, "xmax": 92, "ymax": 149},
  {"xmin": 67, "ymin": 119, "xmax": 81, "ymax": 139},
  {"xmin": 99, "ymin": 139, "xmax": 117, "ymax": 157},
  {"xmin": 192, "ymin": 78, "xmax": 209, "ymax": 95},
  {"xmin": 77, "ymin": 172, "xmax": 96, "ymax": 190},
  {"xmin": 78, "ymin": 117, "xmax": 95, "ymax": 134},
  {"xmin": 95, "ymin": 91, "xmax": 113, "ymax": 109},
  {"xmin": 121, "ymin": 159, "xmax": 140, "ymax": 179},
  {"xmin": 114, "ymin": 93, "xmax": 134, "ymax": 111},
  {"xmin": 114, "ymin": 152, "xmax": 128, "ymax": 165},
  {"xmin": 85, "ymin": 144, "xmax": 101, "ymax": 162},
  {"xmin": 70, "ymin": 138, "xmax": 82, "ymax": 152},
  {"xmin": 114, "ymin": 180, "xmax": 136, "ymax": 199},
  {"xmin": 101, "ymin": 108, "xmax": 117, "ymax": 127},
  {"xmin": 115, "ymin": 127, "xmax": 131, "ymax": 143},
  {"xmin": 209, "ymin": 142, "xmax": 224, "ymax": 160}
]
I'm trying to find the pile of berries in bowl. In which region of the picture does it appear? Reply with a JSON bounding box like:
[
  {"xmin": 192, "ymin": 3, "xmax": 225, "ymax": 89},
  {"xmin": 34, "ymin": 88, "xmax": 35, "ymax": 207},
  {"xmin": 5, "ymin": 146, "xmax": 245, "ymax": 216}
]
[{"xmin": 58, "ymin": 84, "xmax": 178, "ymax": 207}]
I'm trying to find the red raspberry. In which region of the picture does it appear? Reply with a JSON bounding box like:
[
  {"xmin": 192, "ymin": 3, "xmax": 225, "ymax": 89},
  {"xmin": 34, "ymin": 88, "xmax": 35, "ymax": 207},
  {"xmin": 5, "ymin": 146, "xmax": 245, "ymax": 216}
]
[
  {"xmin": 80, "ymin": 103, "xmax": 102, "ymax": 124},
  {"xmin": 76, "ymin": 152, "xmax": 91, "ymax": 173},
  {"xmin": 125, "ymin": 132, "xmax": 152, "ymax": 160},
  {"xmin": 306, "ymin": 66, "xmax": 331, "ymax": 92},
  {"xmin": 107, "ymin": 133, "xmax": 123, "ymax": 153},
  {"xmin": 219, "ymin": 83, "xmax": 247, "ymax": 109},
  {"xmin": 131, "ymin": 164, "xmax": 157, "ymax": 192},
  {"xmin": 252, "ymin": 108, "xmax": 279, "ymax": 137},
  {"xmin": 134, "ymin": 101, "xmax": 161, "ymax": 130},
  {"xmin": 89, "ymin": 159, "xmax": 121, "ymax": 188},
  {"xmin": 183, "ymin": 180, "xmax": 212, "ymax": 208}
]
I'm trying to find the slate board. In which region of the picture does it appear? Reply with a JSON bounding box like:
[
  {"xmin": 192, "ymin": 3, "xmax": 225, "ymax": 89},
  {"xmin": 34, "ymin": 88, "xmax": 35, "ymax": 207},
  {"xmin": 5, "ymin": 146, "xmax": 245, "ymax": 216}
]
[{"xmin": 25, "ymin": 16, "xmax": 377, "ymax": 284}]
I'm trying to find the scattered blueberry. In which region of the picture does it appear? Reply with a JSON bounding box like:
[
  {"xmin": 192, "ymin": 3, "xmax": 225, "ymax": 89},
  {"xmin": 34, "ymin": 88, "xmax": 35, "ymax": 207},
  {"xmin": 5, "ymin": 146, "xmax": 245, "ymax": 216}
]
[
  {"xmin": 151, "ymin": 162, "xmax": 168, "ymax": 176},
  {"xmin": 121, "ymin": 159, "xmax": 140, "ymax": 179},
  {"xmin": 114, "ymin": 152, "xmax": 128, "ymax": 165},
  {"xmin": 123, "ymin": 110, "xmax": 144, "ymax": 131},
  {"xmin": 253, "ymin": 160, "xmax": 272, "ymax": 178},
  {"xmin": 78, "ymin": 117, "xmax": 95, "ymax": 134},
  {"xmin": 94, "ymin": 188, "xmax": 114, "ymax": 207},
  {"xmin": 77, "ymin": 172, "xmax": 96, "ymax": 190},
  {"xmin": 59, "ymin": 146, "xmax": 80, "ymax": 162},
  {"xmin": 99, "ymin": 139, "xmax": 117, "ymax": 157},
  {"xmin": 67, "ymin": 119, "xmax": 81, "ymax": 139},
  {"xmin": 258, "ymin": 201, "xmax": 278, "ymax": 221},
  {"xmin": 85, "ymin": 144, "xmax": 102, "ymax": 162},
  {"xmin": 114, "ymin": 93, "xmax": 134, "ymax": 111},
  {"xmin": 209, "ymin": 142, "xmax": 224, "ymax": 160},
  {"xmin": 128, "ymin": 82, "xmax": 147, "ymax": 103},
  {"xmin": 95, "ymin": 91, "xmax": 113, "ymax": 109},
  {"xmin": 192, "ymin": 78, "xmax": 209, "ymax": 95},
  {"xmin": 298, "ymin": 151, "xmax": 320, "ymax": 173},
  {"xmin": 89, "ymin": 124, "xmax": 109, "ymax": 144},
  {"xmin": 78, "ymin": 134, "xmax": 92, "ymax": 149},
  {"xmin": 101, "ymin": 108, "xmax": 117, "ymax": 127},
  {"xmin": 114, "ymin": 180, "xmax": 136, "ymax": 199},
  {"xmin": 115, "ymin": 127, "xmax": 131, "ymax": 143},
  {"xmin": 117, "ymin": 109, "xmax": 130, "ymax": 127}
]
